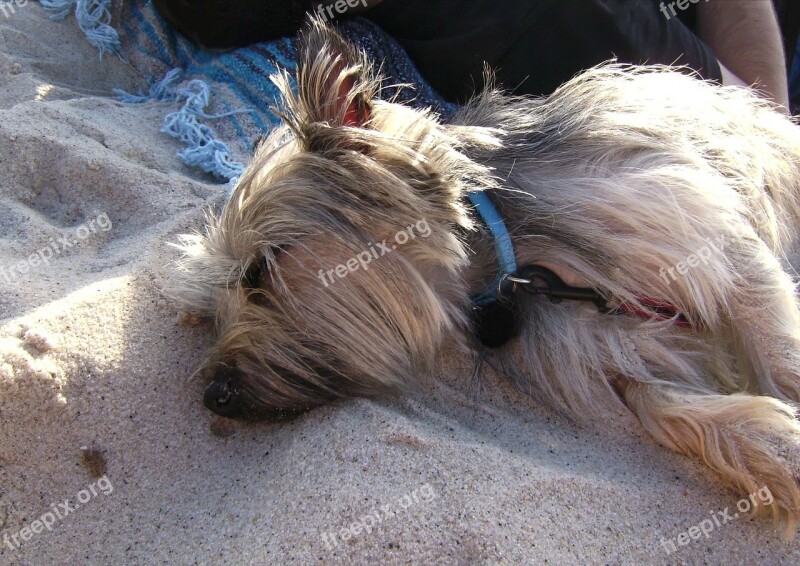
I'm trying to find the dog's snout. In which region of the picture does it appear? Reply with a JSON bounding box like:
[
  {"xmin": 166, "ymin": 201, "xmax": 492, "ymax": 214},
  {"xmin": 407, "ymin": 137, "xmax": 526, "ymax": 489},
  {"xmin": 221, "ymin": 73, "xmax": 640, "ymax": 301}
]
[
  {"xmin": 204, "ymin": 365, "xmax": 245, "ymax": 419},
  {"xmin": 204, "ymin": 363, "xmax": 315, "ymax": 421}
]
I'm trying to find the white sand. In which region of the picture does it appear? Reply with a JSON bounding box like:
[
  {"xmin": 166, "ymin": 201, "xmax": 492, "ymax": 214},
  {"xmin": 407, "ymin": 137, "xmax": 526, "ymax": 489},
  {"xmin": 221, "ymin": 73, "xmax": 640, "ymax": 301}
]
[{"xmin": 1, "ymin": 5, "xmax": 799, "ymax": 565}]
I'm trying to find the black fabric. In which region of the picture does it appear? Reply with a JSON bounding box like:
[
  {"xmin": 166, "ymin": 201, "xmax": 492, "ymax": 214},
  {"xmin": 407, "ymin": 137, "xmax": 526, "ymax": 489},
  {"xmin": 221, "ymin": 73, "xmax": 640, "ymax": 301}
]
[
  {"xmin": 774, "ymin": 0, "xmax": 800, "ymax": 73},
  {"xmin": 152, "ymin": 0, "xmax": 313, "ymax": 49},
  {"xmin": 152, "ymin": 0, "xmax": 728, "ymax": 103},
  {"xmin": 366, "ymin": 0, "xmax": 723, "ymax": 103}
]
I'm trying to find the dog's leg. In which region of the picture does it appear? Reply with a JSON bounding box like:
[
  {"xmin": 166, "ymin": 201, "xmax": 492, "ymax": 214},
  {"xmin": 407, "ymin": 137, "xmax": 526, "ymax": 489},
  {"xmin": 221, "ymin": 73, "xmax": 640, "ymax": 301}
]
[
  {"xmin": 722, "ymin": 239, "xmax": 800, "ymax": 402},
  {"xmin": 620, "ymin": 379, "xmax": 800, "ymax": 536},
  {"xmin": 702, "ymin": 93, "xmax": 800, "ymax": 403}
]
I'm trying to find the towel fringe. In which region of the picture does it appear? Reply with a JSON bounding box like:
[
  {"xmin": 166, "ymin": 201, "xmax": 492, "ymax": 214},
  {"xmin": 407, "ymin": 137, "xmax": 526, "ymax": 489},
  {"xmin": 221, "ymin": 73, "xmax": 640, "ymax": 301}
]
[
  {"xmin": 40, "ymin": 0, "xmax": 121, "ymax": 59},
  {"xmin": 115, "ymin": 69, "xmax": 249, "ymax": 181}
]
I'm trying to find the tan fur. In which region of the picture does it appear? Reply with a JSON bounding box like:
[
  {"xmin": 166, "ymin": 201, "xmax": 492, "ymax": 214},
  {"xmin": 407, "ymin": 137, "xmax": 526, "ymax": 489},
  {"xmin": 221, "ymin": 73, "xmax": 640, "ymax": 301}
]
[{"xmin": 169, "ymin": 18, "xmax": 800, "ymax": 533}]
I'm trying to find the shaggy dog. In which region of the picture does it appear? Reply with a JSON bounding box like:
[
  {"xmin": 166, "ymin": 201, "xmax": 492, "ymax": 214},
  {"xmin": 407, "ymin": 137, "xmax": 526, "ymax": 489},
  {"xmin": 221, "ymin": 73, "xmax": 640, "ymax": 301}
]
[{"xmin": 171, "ymin": 19, "xmax": 800, "ymax": 533}]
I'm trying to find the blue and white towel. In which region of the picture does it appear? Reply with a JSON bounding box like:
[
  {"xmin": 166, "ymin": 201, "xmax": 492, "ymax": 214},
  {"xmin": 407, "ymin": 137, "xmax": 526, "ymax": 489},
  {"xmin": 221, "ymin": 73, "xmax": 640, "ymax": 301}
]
[{"xmin": 40, "ymin": 0, "xmax": 455, "ymax": 182}]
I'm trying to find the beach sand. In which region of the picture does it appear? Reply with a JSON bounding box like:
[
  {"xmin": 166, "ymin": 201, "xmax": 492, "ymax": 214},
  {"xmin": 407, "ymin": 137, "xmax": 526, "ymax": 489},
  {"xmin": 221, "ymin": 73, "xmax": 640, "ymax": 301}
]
[{"xmin": 1, "ymin": 4, "xmax": 799, "ymax": 565}]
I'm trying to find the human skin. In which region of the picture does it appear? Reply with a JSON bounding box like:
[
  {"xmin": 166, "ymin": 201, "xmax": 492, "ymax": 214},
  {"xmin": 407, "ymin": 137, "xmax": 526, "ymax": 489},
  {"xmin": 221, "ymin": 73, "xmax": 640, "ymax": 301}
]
[{"xmin": 698, "ymin": 0, "xmax": 789, "ymax": 111}]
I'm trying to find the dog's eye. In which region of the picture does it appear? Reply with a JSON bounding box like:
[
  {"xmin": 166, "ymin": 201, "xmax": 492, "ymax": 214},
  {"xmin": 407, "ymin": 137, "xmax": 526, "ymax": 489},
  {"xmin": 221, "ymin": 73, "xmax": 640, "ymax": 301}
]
[
  {"xmin": 241, "ymin": 246, "xmax": 283, "ymax": 289},
  {"xmin": 247, "ymin": 291, "xmax": 271, "ymax": 307},
  {"xmin": 242, "ymin": 258, "xmax": 267, "ymax": 289}
]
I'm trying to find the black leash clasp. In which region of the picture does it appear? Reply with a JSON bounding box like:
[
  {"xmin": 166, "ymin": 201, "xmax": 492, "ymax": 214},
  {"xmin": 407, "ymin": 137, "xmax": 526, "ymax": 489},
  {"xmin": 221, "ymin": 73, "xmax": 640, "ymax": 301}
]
[
  {"xmin": 505, "ymin": 265, "xmax": 610, "ymax": 312},
  {"xmin": 473, "ymin": 265, "xmax": 610, "ymax": 349},
  {"xmin": 474, "ymin": 265, "xmax": 690, "ymax": 349}
]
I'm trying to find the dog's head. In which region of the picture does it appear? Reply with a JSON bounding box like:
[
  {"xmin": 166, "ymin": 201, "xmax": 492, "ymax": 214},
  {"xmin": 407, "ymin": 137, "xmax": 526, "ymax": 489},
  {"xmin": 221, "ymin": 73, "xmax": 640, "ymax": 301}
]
[{"xmin": 170, "ymin": 19, "xmax": 499, "ymax": 419}]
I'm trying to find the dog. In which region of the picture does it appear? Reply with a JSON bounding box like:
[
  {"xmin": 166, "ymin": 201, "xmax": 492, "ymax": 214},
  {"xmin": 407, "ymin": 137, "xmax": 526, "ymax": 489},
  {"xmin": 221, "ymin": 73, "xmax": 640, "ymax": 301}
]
[{"xmin": 170, "ymin": 18, "xmax": 800, "ymax": 534}]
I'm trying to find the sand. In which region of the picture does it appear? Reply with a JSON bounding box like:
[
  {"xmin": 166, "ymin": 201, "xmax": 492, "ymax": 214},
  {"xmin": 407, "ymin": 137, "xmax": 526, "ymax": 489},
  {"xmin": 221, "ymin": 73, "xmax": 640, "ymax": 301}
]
[{"xmin": 1, "ymin": 4, "xmax": 799, "ymax": 565}]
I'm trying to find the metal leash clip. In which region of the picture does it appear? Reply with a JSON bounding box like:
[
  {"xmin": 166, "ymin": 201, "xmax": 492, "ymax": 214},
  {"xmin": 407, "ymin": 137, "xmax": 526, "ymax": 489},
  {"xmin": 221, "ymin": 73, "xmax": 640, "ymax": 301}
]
[{"xmin": 501, "ymin": 265, "xmax": 610, "ymax": 312}]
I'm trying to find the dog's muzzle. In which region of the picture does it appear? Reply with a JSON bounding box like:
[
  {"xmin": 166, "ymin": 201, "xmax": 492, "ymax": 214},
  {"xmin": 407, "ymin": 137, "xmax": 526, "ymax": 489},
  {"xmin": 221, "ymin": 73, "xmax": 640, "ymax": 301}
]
[
  {"xmin": 204, "ymin": 365, "xmax": 247, "ymax": 418},
  {"xmin": 204, "ymin": 364, "xmax": 312, "ymax": 421}
]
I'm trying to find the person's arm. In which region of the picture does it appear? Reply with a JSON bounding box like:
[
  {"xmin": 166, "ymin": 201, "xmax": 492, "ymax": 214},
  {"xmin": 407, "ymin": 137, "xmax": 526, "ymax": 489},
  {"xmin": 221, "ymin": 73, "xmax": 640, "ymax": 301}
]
[
  {"xmin": 718, "ymin": 61, "xmax": 748, "ymax": 89},
  {"xmin": 697, "ymin": 0, "xmax": 789, "ymax": 110}
]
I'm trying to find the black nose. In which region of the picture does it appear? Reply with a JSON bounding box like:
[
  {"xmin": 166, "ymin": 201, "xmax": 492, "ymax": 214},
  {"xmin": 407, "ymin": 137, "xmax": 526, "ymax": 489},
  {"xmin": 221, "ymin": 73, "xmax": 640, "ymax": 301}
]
[
  {"xmin": 204, "ymin": 365, "xmax": 246, "ymax": 418},
  {"xmin": 204, "ymin": 364, "xmax": 318, "ymax": 421}
]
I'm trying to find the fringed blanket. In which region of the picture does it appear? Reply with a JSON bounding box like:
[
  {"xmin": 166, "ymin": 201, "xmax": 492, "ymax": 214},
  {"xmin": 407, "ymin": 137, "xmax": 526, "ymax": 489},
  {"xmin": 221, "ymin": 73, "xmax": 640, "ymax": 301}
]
[{"xmin": 38, "ymin": 0, "xmax": 455, "ymax": 183}]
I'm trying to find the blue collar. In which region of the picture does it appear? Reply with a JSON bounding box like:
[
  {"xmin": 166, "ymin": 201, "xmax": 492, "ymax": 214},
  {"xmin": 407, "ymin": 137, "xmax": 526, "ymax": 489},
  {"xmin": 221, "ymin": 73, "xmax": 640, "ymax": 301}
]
[{"xmin": 467, "ymin": 191, "xmax": 517, "ymax": 306}]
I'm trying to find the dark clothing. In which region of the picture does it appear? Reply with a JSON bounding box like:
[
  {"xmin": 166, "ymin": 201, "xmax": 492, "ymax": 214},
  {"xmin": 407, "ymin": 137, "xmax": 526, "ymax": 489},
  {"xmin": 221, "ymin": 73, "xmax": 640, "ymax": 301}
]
[
  {"xmin": 161, "ymin": 1, "xmax": 800, "ymax": 105},
  {"xmin": 365, "ymin": 0, "xmax": 723, "ymax": 103},
  {"xmin": 152, "ymin": 0, "xmax": 311, "ymax": 48}
]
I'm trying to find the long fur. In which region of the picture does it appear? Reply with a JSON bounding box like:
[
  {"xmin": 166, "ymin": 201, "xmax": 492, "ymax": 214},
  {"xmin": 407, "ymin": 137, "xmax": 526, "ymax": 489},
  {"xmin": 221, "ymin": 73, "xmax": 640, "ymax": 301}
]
[{"xmin": 169, "ymin": 18, "xmax": 800, "ymax": 533}]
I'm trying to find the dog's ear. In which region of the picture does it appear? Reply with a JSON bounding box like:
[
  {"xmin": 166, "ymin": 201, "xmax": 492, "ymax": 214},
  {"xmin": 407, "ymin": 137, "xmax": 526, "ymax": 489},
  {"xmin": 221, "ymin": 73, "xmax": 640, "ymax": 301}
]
[{"xmin": 287, "ymin": 16, "xmax": 377, "ymax": 129}]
